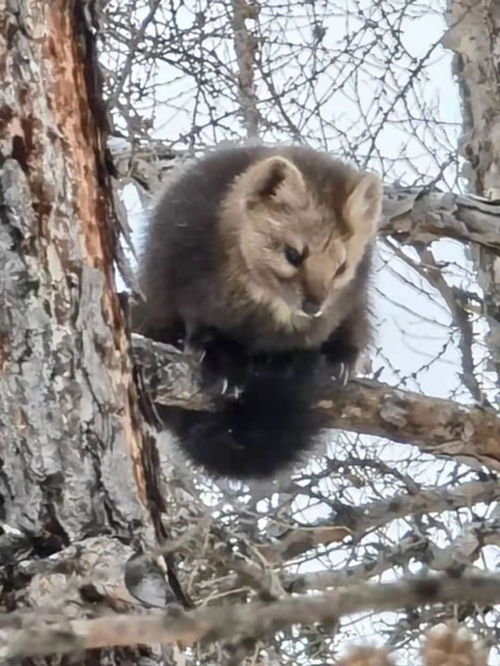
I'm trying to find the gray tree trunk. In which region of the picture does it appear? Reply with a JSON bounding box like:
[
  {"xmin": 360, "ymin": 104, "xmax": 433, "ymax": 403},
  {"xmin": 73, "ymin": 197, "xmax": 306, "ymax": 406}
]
[
  {"xmin": 0, "ymin": 2, "xmax": 179, "ymax": 663},
  {"xmin": 446, "ymin": 0, "xmax": 500, "ymax": 402}
]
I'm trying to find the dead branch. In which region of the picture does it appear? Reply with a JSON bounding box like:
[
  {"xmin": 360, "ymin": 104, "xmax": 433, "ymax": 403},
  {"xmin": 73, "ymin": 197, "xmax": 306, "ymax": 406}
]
[
  {"xmin": 1, "ymin": 573, "xmax": 499, "ymax": 659},
  {"xmin": 381, "ymin": 187, "xmax": 500, "ymax": 255},
  {"xmin": 285, "ymin": 517, "xmax": 500, "ymax": 593},
  {"xmin": 271, "ymin": 478, "xmax": 500, "ymax": 563}
]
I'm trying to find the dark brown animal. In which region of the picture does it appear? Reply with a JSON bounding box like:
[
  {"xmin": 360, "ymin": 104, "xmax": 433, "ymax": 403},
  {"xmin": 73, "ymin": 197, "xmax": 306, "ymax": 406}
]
[{"xmin": 135, "ymin": 144, "xmax": 381, "ymax": 478}]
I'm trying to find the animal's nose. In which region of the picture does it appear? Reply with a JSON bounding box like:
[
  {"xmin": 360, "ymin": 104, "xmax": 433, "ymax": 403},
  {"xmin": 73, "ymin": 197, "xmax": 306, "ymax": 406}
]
[{"xmin": 302, "ymin": 299, "xmax": 323, "ymax": 318}]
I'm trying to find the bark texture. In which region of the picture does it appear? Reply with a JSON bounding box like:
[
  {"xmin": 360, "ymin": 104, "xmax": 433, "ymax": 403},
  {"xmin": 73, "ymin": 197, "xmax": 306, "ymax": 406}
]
[
  {"xmin": 1, "ymin": 2, "xmax": 499, "ymax": 663},
  {"xmin": 446, "ymin": 0, "xmax": 500, "ymax": 398},
  {"xmin": 0, "ymin": 2, "xmax": 182, "ymax": 663},
  {"xmin": 381, "ymin": 187, "xmax": 500, "ymax": 254},
  {"xmin": 0, "ymin": 573, "xmax": 494, "ymax": 659}
]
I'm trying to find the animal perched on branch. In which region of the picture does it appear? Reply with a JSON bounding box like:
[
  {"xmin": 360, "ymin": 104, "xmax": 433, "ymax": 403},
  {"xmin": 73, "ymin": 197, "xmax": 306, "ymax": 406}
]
[{"xmin": 134, "ymin": 144, "xmax": 381, "ymax": 478}]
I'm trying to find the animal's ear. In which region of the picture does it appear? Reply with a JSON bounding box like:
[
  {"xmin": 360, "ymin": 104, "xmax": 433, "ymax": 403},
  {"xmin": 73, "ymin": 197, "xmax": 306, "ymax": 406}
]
[
  {"xmin": 343, "ymin": 172, "xmax": 382, "ymax": 238},
  {"xmin": 243, "ymin": 156, "xmax": 307, "ymax": 208}
]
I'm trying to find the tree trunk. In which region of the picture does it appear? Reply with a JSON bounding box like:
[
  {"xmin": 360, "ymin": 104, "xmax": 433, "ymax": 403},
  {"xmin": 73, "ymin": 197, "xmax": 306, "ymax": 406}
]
[
  {"xmin": 0, "ymin": 2, "xmax": 177, "ymax": 663},
  {"xmin": 446, "ymin": 0, "xmax": 500, "ymax": 402}
]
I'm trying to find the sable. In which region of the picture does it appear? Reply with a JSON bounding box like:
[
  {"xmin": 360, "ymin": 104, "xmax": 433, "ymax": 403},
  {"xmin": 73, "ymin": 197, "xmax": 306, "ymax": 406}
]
[{"xmin": 134, "ymin": 144, "xmax": 381, "ymax": 478}]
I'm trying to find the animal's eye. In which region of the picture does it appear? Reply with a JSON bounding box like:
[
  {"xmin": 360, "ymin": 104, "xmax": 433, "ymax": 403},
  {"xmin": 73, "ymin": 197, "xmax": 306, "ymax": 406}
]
[
  {"xmin": 284, "ymin": 245, "xmax": 304, "ymax": 268},
  {"xmin": 335, "ymin": 260, "xmax": 347, "ymax": 277}
]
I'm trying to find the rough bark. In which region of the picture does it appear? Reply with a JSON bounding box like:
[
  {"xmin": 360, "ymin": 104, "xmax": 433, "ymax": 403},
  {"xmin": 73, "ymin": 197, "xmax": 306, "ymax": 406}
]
[
  {"xmin": 381, "ymin": 186, "xmax": 500, "ymax": 254},
  {"xmin": 445, "ymin": 0, "xmax": 500, "ymax": 399},
  {"xmin": 2, "ymin": 1, "xmax": 499, "ymax": 663},
  {"xmin": 0, "ymin": 573, "xmax": 494, "ymax": 659},
  {"xmin": 0, "ymin": 2, "xmax": 183, "ymax": 663}
]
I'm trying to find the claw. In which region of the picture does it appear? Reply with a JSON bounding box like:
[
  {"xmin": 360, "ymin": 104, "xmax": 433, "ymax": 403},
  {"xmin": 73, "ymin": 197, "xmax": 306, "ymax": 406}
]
[
  {"xmin": 340, "ymin": 363, "xmax": 350, "ymax": 387},
  {"xmin": 184, "ymin": 341, "xmax": 206, "ymax": 365},
  {"xmin": 219, "ymin": 382, "xmax": 244, "ymax": 400},
  {"xmin": 331, "ymin": 361, "xmax": 351, "ymax": 386},
  {"xmin": 227, "ymin": 385, "xmax": 243, "ymax": 400}
]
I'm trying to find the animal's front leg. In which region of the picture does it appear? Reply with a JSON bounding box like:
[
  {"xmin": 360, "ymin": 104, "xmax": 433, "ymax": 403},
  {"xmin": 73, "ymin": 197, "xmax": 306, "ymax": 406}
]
[
  {"xmin": 315, "ymin": 353, "xmax": 353, "ymax": 388},
  {"xmin": 320, "ymin": 313, "xmax": 367, "ymax": 387}
]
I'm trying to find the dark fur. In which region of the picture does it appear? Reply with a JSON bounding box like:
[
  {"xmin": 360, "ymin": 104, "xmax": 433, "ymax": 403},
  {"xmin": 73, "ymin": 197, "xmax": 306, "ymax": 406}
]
[{"xmin": 134, "ymin": 145, "xmax": 375, "ymax": 478}]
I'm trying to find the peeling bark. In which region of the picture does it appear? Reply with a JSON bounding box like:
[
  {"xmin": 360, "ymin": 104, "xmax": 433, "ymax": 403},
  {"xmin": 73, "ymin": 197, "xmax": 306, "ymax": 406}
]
[
  {"xmin": 0, "ymin": 2, "xmax": 184, "ymax": 661},
  {"xmin": 2, "ymin": 1, "xmax": 500, "ymax": 662},
  {"xmin": 0, "ymin": 0, "xmax": 144, "ymax": 541}
]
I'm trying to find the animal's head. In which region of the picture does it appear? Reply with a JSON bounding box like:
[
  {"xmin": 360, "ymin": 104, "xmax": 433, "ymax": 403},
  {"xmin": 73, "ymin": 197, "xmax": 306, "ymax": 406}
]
[{"xmin": 221, "ymin": 153, "xmax": 382, "ymax": 328}]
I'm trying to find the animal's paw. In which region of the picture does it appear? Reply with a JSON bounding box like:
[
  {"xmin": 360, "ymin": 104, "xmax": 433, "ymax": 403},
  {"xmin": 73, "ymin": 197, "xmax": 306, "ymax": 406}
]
[
  {"xmin": 218, "ymin": 378, "xmax": 243, "ymax": 400},
  {"xmin": 330, "ymin": 361, "xmax": 352, "ymax": 387},
  {"xmin": 422, "ymin": 622, "xmax": 487, "ymax": 666},
  {"xmin": 336, "ymin": 647, "xmax": 393, "ymax": 666},
  {"xmin": 199, "ymin": 372, "xmax": 243, "ymax": 401}
]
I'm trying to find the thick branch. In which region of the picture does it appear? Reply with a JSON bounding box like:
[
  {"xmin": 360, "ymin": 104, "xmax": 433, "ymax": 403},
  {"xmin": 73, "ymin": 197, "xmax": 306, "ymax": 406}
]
[
  {"xmin": 445, "ymin": 0, "xmax": 500, "ymax": 198},
  {"xmin": 381, "ymin": 187, "xmax": 500, "ymax": 255},
  {"xmin": 231, "ymin": 0, "xmax": 260, "ymax": 139},
  {"xmin": 1, "ymin": 574, "xmax": 499, "ymax": 658},
  {"xmin": 132, "ymin": 335, "xmax": 500, "ymax": 470},
  {"xmin": 445, "ymin": 0, "xmax": 500, "ymax": 396}
]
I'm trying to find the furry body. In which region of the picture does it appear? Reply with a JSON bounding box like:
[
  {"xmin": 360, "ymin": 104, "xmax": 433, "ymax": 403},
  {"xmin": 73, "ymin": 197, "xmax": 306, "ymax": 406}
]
[{"xmin": 135, "ymin": 145, "xmax": 381, "ymax": 478}]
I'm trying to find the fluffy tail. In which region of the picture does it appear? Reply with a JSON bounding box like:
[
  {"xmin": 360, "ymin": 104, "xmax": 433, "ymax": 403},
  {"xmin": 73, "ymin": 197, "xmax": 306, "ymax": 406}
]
[{"xmin": 160, "ymin": 353, "xmax": 323, "ymax": 478}]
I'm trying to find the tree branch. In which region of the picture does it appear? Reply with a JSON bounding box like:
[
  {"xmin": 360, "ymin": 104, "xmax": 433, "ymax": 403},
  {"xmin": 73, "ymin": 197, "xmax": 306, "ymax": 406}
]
[
  {"xmin": 132, "ymin": 335, "xmax": 500, "ymax": 470},
  {"xmin": 1, "ymin": 574, "xmax": 499, "ymax": 658},
  {"xmin": 285, "ymin": 517, "xmax": 500, "ymax": 593},
  {"xmin": 231, "ymin": 0, "xmax": 260, "ymax": 139},
  {"xmin": 273, "ymin": 479, "xmax": 500, "ymax": 562},
  {"xmin": 381, "ymin": 187, "xmax": 500, "ymax": 255},
  {"xmin": 109, "ymin": 140, "xmax": 500, "ymax": 256}
]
